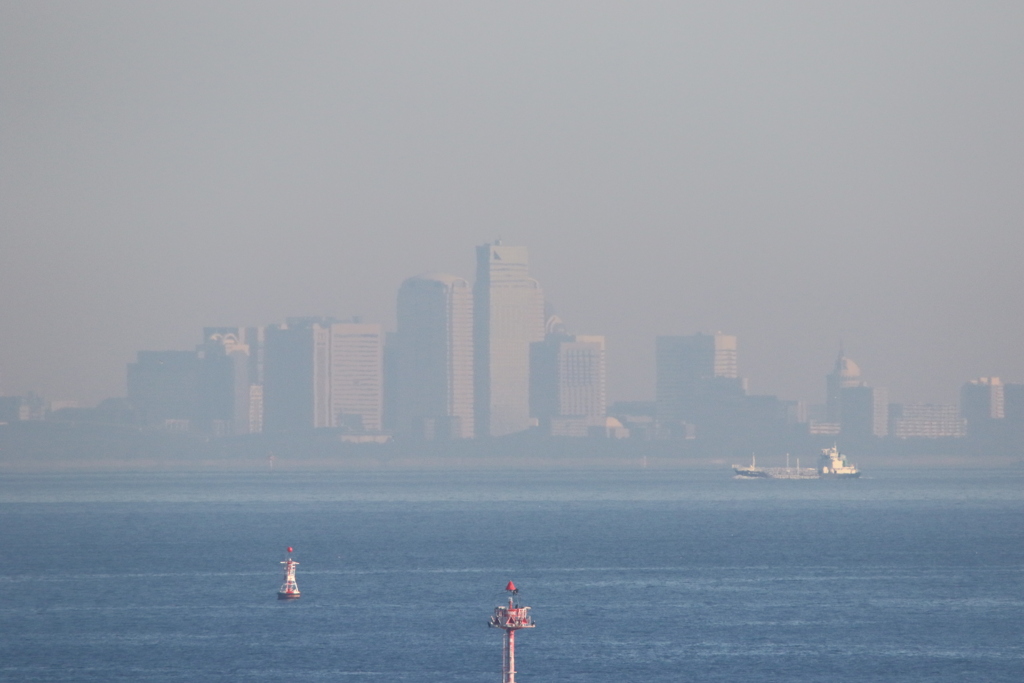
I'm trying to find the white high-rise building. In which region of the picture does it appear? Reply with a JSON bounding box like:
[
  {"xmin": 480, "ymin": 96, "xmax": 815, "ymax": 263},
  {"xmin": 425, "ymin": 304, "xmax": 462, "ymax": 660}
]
[
  {"xmin": 394, "ymin": 273, "xmax": 474, "ymax": 439},
  {"xmin": 530, "ymin": 334, "xmax": 607, "ymax": 437},
  {"xmin": 474, "ymin": 242, "xmax": 545, "ymax": 437},
  {"xmin": 889, "ymin": 403, "xmax": 966, "ymax": 439},
  {"xmin": 329, "ymin": 322, "xmax": 383, "ymax": 432}
]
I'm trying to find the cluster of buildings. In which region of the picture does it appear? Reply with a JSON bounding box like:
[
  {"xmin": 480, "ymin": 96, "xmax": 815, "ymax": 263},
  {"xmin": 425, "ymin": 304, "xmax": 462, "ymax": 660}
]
[
  {"xmin": 808, "ymin": 356, "xmax": 1023, "ymax": 443},
  {"xmin": 119, "ymin": 242, "xmax": 613, "ymax": 441},
  {"xmin": 2, "ymin": 242, "xmax": 1022, "ymax": 452},
  {"xmin": 648, "ymin": 335, "xmax": 1022, "ymax": 446}
]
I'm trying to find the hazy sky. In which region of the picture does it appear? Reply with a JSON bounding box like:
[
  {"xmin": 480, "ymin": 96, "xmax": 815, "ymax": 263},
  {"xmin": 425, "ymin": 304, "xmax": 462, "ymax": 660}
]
[{"xmin": 2, "ymin": 1, "xmax": 1022, "ymax": 408}]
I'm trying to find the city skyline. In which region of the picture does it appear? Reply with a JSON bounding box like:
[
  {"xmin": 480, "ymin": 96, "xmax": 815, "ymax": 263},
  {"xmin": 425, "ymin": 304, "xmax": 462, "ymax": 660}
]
[
  {"xmin": 1, "ymin": 3, "xmax": 1021, "ymax": 407},
  {"xmin": 20, "ymin": 243, "xmax": 1018, "ymax": 434},
  {"xmin": 3, "ymin": 247, "xmax": 1021, "ymax": 451},
  {"xmin": 1, "ymin": 240, "xmax": 1022, "ymax": 413}
]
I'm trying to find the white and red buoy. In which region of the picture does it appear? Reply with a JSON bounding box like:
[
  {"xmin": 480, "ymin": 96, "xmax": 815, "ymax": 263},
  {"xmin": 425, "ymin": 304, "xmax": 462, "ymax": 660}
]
[
  {"xmin": 277, "ymin": 546, "xmax": 300, "ymax": 600},
  {"xmin": 488, "ymin": 581, "xmax": 535, "ymax": 683}
]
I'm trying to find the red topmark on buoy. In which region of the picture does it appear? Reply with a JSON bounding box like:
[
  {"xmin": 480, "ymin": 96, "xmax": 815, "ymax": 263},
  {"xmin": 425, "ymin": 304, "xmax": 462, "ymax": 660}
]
[
  {"xmin": 506, "ymin": 580, "xmax": 516, "ymax": 592},
  {"xmin": 287, "ymin": 547, "xmax": 293, "ymax": 553}
]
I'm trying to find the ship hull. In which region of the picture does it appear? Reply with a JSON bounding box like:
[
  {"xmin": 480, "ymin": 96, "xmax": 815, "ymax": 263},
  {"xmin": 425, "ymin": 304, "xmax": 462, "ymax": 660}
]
[
  {"xmin": 733, "ymin": 467, "xmax": 770, "ymax": 478},
  {"xmin": 734, "ymin": 470, "xmax": 819, "ymax": 479}
]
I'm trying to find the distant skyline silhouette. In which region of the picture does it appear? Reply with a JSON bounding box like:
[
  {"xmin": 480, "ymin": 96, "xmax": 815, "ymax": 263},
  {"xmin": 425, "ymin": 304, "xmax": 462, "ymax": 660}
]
[{"xmin": 1, "ymin": 2, "xmax": 1021, "ymax": 407}]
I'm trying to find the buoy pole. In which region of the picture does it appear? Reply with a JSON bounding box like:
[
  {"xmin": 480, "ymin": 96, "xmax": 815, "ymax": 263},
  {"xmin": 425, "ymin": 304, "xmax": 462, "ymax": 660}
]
[
  {"xmin": 488, "ymin": 581, "xmax": 534, "ymax": 683},
  {"xmin": 506, "ymin": 625, "xmax": 517, "ymax": 682}
]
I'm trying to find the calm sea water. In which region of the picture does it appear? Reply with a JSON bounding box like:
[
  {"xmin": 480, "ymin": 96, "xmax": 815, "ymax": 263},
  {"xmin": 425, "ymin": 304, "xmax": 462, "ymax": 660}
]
[{"xmin": 0, "ymin": 468, "xmax": 1021, "ymax": 682}]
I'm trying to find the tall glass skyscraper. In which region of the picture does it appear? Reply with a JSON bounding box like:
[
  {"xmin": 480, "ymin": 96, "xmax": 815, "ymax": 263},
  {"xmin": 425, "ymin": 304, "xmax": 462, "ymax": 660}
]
[
  {"xmin": 394, "ymin": 273, "xmax": 474, "ymax": 439},
  {"xmin": 655, "ymin": 332, "xmax": 742, "ymax": 426},
  {"xmin": 263, "ymin": 318, "xmax": 332, "ymax": 432},
  {"xmin": 473, "ymin": 242, "xmax": 545, "ymax": 437}
]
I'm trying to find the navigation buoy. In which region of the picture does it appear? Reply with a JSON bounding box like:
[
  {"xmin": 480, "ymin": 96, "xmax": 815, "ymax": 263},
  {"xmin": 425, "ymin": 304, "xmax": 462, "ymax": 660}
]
[
  {"xmin": 277, "ymin": 547, "xmax": 300, "ymax": 600},
  {"xmin": 488, "ymin": 581, "xmax": 535, "ymax": 683}
]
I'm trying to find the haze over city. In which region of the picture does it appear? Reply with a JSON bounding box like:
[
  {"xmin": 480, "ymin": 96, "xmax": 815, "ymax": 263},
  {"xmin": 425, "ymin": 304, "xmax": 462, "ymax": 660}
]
[{"xmin": 2, "ymin": 2, "xmax": 1022, "ymax": 409}]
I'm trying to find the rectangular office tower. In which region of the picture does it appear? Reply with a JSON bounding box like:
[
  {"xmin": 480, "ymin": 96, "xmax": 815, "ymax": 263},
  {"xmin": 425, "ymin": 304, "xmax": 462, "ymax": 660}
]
[
  {"xmin": 263, "ymin": 319, "xmax": 332, "ymax": 432},
  {"xmin": 655, "ymin": 332, "xmax": 741, "ymax": 425},
  {"xmin": 840, "ymin": 385, "xmax": 889, "ymax": 439},
  {"xmin": 328, "ymin": 322, "xmax": 384, "ymax": 433},
  {"xmin": 263, "ymin": 318, "xmax": 383, "ymax": 433},
  {"xmin": 474, "ymin": 242, "xmax": 545, "ymax": 437},
  {"xmin": 889, "ymin": 403, "xmax": 966, "ymax": 439},
  {"xmin": 960, "ymin": 377, "xmax": 1005, "ymax": 437},
  {"xmin": 394, "ymin": 273, "xmax": 474, "ymax": 439}
]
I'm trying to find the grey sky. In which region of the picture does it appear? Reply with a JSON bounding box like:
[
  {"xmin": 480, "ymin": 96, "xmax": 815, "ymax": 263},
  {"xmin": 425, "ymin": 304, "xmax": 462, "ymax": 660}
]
[{"xmin": 1, "ymin": 1, "xmax": 1021, "ymax": 407}]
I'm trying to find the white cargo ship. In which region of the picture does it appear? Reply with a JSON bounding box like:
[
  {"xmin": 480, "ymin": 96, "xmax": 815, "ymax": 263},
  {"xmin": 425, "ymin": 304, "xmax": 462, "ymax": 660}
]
[{"xmin": 733, "ymin": 446, "xmax": 860, "ymax": 479}]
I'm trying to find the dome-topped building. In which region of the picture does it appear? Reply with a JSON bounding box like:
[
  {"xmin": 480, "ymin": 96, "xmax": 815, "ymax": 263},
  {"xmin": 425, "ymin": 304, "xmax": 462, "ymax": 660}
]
[
  {"xmin": 835, "ymin": 355, "xmax": 862, "ymax": 386},
  {"xmin": 822, "ymin": 345, "xmax": 889, "ymax": 439},
  {"xmin": 826, "ymin": 346, "xmax": 865, "ymax": 422}
]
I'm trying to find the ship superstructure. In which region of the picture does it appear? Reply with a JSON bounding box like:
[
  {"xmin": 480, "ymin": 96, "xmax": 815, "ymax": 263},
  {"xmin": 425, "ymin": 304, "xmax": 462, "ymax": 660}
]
[
  {"xmin": 277, "ymin": 546, "xmax": 301, "ymax": 600},
  {"xmin": 818, "ymin": 444, "xmax": 860, "ymax": 477},
  {"xmin": 488, "ymin": 581, "xmax": 535, "ymax": 683}
]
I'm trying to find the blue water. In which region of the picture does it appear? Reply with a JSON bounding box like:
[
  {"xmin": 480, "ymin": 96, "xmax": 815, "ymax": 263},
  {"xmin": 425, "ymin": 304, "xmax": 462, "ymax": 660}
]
[{"xmin": 0, "ymin": 468, "xmax": 1021, "ymax": 682}]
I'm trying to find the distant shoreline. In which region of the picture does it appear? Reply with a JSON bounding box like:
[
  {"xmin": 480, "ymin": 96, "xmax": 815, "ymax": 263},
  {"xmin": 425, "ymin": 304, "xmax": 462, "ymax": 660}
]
[
  {"xmin": 1, "ymin": 453, "xmax": 1020, "ymax": 474},
  {"xmin": 2, "ymin": 420, "xmax": 1020, "ymax": 473}
]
